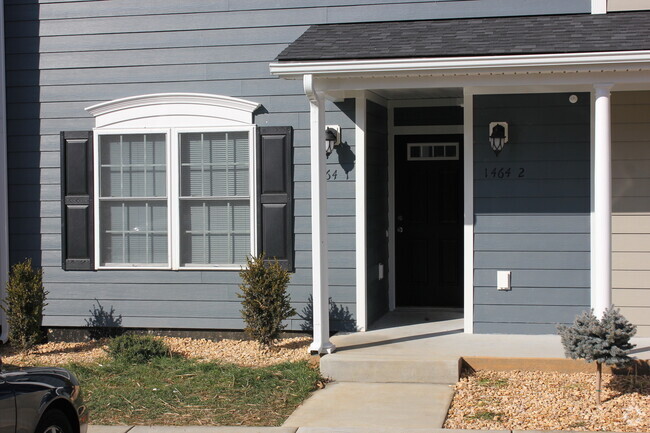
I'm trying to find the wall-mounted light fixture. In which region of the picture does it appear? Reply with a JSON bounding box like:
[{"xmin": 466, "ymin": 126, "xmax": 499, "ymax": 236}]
[
  {"xmin": 325, "ymin": 125, "xmax": 341, "ymax": 156},
  {"xmin": 489, "ymin": 122, "xmax": 508, "ymax": 156}
]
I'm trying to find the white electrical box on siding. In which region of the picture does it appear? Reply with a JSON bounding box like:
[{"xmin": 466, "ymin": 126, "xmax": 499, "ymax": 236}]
[{"xmin": 497, "ymin": 271, "xmax": 511, "ymax": 291}]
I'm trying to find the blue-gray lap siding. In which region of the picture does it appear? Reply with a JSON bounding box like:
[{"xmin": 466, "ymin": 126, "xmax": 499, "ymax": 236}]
[
  {"xmin": 473, "ymin": 93, "xmax": 591, "ymax": 334},
  {"xmin": 366, "ymin": 101, "xmax": 390, "ymax": 327},
  {"xmin": 4, "ymin": 0, "xmax": 590, "ymax": 330}
]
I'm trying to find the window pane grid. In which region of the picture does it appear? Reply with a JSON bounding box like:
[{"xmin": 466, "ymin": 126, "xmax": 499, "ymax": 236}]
[
  {"xmin": 96, "ymin": 129, "xmax": 251, "ymax": 268},
  {"xmin": 180, "ymin": 132, "xmax": 249, "ymax": 198},
  {"xmin": 99, "ymin": 133, "xmax": 168, "ymax": 266},
  {"xmin": 100, "ymin": 134, "xmax": 166, "ymax": 198},
  {"xmin": 179, "ymin": 199, "xmax": 250, "ymax": 266},
  {"xmin": 99, "ymin": 201, "xmax": 168, "ymax": 265}
]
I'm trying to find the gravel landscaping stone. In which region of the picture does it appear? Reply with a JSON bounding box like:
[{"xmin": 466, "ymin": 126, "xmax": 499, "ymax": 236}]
[
  {"xmin": 444, "ymin": 370, "xmax": 650, "ymax": 432},
  {"xmin": 0, "ymin": 336, "xmax": 312, "ymax": 367}
]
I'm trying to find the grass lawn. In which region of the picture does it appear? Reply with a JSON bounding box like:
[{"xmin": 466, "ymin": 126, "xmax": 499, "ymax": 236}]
[{"xmin": 67, "ymin": 357, "xmax": 321, "ymax": 426}]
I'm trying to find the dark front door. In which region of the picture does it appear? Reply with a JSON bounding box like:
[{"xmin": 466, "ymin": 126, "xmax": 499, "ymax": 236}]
[{"xmin": 395, "ymin": 134, "xmax": 463, "ymax": 307}]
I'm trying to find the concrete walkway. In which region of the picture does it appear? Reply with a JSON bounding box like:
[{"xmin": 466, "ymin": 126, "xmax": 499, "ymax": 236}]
[
  {"xmin": 284, "ymin": 309, "xmax": 650, "ymax": 429},
  {"xmin": 282, "ymin": 382, "xmax": 454, "ymax": 429}
]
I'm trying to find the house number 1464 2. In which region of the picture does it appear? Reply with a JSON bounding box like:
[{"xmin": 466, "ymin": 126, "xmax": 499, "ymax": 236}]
[{"xmin": 484, "ymin": 167, "xmax": 525, "ymax": 179}]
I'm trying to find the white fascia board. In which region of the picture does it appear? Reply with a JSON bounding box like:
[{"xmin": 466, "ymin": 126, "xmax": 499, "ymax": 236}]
[{"xmin": 270, "ymin": 51, "xmax": 650, "ymax": 79}]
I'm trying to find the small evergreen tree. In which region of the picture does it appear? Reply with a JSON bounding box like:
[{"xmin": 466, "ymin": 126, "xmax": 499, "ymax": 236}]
[
  {"xmin": 238, "ymin": 254, "xmax": 295, "ymax": 347},
  {"xmin": 1, "ymin": 259, "xmax": 48, "ymax": 351},
  {"xmin": 557, "ymin": 307, "xmax": 636, "ymax": 405}
]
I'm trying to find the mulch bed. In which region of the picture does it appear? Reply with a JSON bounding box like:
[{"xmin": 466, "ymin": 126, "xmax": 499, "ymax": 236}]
[
  {"xmin": 0, "ymin": 336, "xmax": 312, "ymax": 367},
  {"xmin": 444, "ymin": 370, "xmax": 650, "ymax": 432}
]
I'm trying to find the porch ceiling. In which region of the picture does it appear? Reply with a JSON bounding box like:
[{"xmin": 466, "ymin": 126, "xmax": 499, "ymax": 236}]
[{"xmin": 277, "ymin": 10, "xmax": 650, "ymax": 62}]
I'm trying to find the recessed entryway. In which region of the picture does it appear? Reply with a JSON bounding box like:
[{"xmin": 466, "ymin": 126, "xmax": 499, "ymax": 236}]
[{"xmin": 394, "ymin": 133, "xmax": 464, "ymax": 308}]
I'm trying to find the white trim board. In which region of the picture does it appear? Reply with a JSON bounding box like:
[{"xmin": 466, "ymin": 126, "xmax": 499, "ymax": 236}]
[
  {"xmin": 355, "ymin": 91, "xmax": 368, "ymax": 331},
  {"xmin": 592, "ymin": 0, "xmax": 607, "ymax": 13},
  {"xmin": 86, "ymin": 93, "xmax": 260, "ymax": 129},
  {"xmin": 271, "ymin": 51, "xmax": 650, "ymax": 79},
  {"xmin": 463, "ymin": 88, "xmax": 475, "ymax": 334}
]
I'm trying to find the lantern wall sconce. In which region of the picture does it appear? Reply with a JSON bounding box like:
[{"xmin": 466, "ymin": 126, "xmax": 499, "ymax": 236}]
[
  {"xmin": 489, "ymin": 122, "xmax": 508, "ymax": 156},
  {"xmin": 325, "ymin": 125, "xmax": 341, "ymax": 156}
]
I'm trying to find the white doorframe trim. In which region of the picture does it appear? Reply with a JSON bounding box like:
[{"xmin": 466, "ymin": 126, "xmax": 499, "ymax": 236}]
[
  {"xmin": 387, "ymin": 98, "xmax": 467, "ymax": 319},
  {"xmin": 463, "ymin": 88, "xmax": 475, "ymax": 334},
  {"xmin": 355, "ymin": 91, "xmax": 368, "ymax": 331}
]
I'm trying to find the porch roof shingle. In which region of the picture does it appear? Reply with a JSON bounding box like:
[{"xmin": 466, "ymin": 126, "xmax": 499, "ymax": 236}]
[{"xmin": 276, "ymin": 11, "xmax": 650, "ymax": 61}]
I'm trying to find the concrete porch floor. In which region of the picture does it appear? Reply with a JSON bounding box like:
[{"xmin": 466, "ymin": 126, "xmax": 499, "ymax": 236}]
[{"xmin": 331, "ymin": 308, "xmax": 650, "ymax": 361}]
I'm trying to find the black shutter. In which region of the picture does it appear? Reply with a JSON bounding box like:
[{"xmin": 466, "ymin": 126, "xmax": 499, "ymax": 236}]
[
  {"xmin": 257, "ymin": 126, "xmax": 294, "ymax": 270},
  {"xmin": 61, "ymin": 131, "xmax": 94, "ymax": 270}
]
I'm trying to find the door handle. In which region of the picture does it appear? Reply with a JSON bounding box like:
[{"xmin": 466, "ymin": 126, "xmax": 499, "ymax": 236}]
[{"xmin": 397, "ymin": 227, "xmax": 404, "ymax": 233}]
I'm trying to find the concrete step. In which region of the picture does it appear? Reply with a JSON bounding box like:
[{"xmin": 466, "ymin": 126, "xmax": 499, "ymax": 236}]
[{"xmin": 320, "ymin": 354, "xmax": 460, "ymax": 384}]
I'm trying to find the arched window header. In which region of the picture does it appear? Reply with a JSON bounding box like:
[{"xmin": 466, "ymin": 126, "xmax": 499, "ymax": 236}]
[{"xmin": 85, "ymin": 93, "xmax": 261, "ymax": 129}]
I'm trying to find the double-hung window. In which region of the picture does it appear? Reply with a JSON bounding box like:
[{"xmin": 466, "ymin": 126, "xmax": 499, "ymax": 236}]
[
  {"xmin": 88, "ymin": 94, "xmax": 260, "ymax": 270},
  {"xmin": 178, "ymin": 130, "xmax": 251, "ymax": 267}
]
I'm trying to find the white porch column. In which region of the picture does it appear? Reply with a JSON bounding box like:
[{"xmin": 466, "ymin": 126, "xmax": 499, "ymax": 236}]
[
  {"xmin": 591, "ymin": 0, "xmax": 607, "ymax": 14},
  {"xmin": 592, "ymin": 83, "xmax": 613, "ymax": 318},
  {"xmin": 305, "ymin": 75, "xmax": 336, "ymax": 354}
]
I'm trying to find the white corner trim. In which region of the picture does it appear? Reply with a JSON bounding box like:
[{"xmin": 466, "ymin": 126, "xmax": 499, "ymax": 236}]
[
  {"xmin": 592, "ymin": 0, "xmax": 607, "ymax": 14},
  {"xmin": 463, "ymin": 88, "xmax": 475, "ymax": 334},
  {"xmin": 0, "ymin": 0, "xmax": 9, "ymax": 344},
  {"xmin": 355, "ymin": 91, "xmax": 368, "ymax": 331},
  {"xmin": 86, "ymin": 93, "xmax": 261, "ymax": 128},
  {"xmin": 271, "ymin": 51, "xmax": 650, "ymax": 79}
]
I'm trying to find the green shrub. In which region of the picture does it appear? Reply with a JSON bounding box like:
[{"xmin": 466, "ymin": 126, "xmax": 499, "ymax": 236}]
[
  {"xmin": 1, "ymin": 258, "xmax": 48, "ymax": 351},
  {"xmin": 238, "ymin": 254, "xmax": 296, "ymax": 347},
  {"xmin": 108, "ymin": 334, "xmax": 169, "ymax": 363},
  {"xmin": 557, "ymin": 307, "xmax": 636, "ymax": 404}
]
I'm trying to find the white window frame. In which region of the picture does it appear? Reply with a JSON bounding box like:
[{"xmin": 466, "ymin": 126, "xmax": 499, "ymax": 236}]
[
  {"xmin": 86, "ymin": 93, "xmax": 260, "ymax": 270},
  {"xmin": 94, "ymin": 128, "xmax": 171, "ymax": 269},
  {"xmin": 172, "ymin": 125, "xmax": 257, "ymax": 270}
]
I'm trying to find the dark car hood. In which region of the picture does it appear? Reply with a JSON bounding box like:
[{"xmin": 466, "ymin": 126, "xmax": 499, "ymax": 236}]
[{"xmin": 2, "ymin": 367, "xmax": 79, "ymax": 388}]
